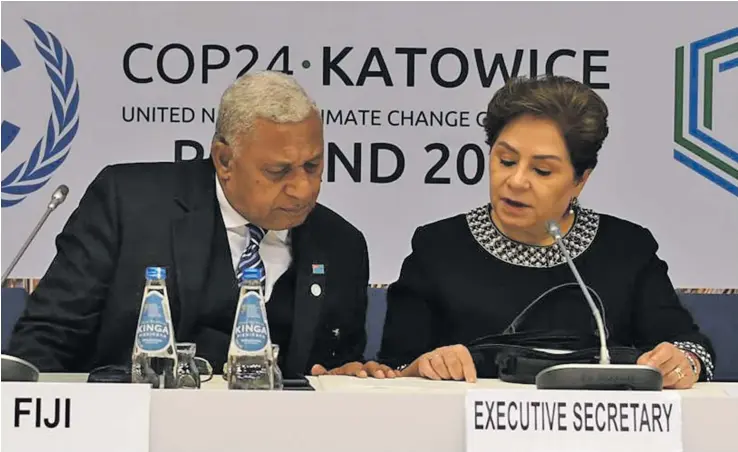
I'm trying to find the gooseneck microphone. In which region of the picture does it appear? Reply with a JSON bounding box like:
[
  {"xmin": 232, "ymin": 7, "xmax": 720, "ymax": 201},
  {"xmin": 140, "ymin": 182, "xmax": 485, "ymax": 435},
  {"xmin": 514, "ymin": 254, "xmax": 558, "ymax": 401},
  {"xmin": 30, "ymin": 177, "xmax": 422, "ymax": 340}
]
[
  {"xmin": 1, "ymin": 185, "xmax": 68, "ymax": 382},
  {"xmin": 535, "ymin": 219, "xmax": 663, "ymax": 391},
  {"xmin": 545, "ymin": 220, "xmax": 610, "ymax": 365},
  {"xmin": 1, "ymin": 185, "xmax": 69, "ymax": 287}
]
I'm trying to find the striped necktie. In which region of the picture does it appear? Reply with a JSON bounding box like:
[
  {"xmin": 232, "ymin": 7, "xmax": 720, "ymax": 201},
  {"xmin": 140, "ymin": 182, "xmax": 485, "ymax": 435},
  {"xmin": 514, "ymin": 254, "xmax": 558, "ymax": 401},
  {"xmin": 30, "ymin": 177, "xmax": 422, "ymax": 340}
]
[{"xmin": 236, "ymin": 224, "xmax": 267, "ymax": 285}]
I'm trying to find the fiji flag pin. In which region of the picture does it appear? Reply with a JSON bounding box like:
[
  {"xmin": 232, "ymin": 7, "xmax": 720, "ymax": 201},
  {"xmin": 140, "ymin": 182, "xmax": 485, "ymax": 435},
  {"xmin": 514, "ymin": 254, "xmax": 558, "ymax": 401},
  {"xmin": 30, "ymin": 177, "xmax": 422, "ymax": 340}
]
[{"xmin": 312, "ymin": 264, "xmax": 325, "ymax": 275}]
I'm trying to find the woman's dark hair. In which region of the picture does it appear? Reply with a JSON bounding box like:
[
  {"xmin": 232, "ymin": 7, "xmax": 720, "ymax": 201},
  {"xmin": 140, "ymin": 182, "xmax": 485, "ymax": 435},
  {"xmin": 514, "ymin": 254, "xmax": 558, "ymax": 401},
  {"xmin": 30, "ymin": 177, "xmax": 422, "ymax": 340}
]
[{"xmin": 483, "ymin": 75, "xmax": 609, "ymax": 180}]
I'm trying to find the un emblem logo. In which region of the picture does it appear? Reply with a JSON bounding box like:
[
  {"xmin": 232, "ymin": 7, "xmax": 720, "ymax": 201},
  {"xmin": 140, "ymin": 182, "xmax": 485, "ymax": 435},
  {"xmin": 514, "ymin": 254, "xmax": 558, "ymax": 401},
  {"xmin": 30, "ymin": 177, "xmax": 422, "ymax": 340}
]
[{"xmin": 1, "ymin": 20, "xmax": 80, "ymax": 208}]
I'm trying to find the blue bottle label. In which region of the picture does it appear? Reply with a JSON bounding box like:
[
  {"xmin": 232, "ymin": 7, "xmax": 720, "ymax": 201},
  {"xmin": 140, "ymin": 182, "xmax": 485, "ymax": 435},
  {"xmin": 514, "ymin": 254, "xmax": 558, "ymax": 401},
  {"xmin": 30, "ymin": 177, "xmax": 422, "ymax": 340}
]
[
  {"xmin": 234, "ymin": 292, "xmax": 268, "ymax": 352},
  {"xmin": 135, "ymin": 291, "xmax": 171, "ymax": 352}
]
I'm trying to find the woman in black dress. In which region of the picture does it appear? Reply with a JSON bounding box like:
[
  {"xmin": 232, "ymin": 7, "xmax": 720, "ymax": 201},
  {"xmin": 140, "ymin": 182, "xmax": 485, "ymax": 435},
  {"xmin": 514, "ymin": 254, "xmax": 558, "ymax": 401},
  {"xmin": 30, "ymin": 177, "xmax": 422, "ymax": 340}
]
[{"xmin": 366, "ymin": 75, "xmax": 714, "ymax": 389}]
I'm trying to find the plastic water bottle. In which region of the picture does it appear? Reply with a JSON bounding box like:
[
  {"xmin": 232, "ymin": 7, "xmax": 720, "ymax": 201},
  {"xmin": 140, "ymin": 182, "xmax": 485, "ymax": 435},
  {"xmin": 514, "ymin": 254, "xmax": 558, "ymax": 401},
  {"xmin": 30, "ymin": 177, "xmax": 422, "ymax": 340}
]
[
  {"xmin": 227, "ymin": 268, "xmax": 277, "ymax": 390},
  {"xmin": 131, "ymin": 266, "xmax": 178, "ymax": 388}
]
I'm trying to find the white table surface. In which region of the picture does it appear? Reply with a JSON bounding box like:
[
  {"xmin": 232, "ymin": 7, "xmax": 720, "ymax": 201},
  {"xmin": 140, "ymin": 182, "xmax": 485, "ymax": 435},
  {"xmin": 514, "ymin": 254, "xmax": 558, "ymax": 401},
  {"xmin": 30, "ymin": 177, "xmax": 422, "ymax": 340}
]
[{"xmin": 28, "ymin": 374, "xmax": 738, "ymax": 452}]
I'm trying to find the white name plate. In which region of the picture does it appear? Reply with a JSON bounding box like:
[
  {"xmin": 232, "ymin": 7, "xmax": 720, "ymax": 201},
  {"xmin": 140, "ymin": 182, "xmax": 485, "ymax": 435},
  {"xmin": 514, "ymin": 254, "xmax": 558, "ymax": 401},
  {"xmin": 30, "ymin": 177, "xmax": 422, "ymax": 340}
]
[
  {"xmin": 466, "ymin": 389, "xmax": 682, "ymax": 452},
  {"xmin": 1, "ymin": 382, "xmax": 151, "ymax": 452}
]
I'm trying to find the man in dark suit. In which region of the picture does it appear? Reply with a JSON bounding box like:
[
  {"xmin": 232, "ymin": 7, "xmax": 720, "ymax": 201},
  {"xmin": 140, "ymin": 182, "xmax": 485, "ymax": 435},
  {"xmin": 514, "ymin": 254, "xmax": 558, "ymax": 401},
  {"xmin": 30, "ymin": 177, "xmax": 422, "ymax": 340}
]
[{"xmin": 8, "ymin": 71, "xmax": 370, "ymax": 379}]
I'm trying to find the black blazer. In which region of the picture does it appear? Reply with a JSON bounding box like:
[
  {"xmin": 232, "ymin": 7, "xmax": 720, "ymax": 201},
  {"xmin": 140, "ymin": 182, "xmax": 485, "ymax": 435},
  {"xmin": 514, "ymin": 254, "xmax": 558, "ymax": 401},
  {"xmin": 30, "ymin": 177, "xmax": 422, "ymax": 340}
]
[{"xmin": 8, "ymin": 159, "xmax": 369, "ymax": 376}]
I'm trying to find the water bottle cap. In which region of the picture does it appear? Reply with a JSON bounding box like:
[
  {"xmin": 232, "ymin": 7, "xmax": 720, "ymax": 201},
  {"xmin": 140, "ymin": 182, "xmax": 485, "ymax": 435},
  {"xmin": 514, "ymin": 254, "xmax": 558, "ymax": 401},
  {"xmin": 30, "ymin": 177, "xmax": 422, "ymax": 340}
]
[
  {"xmin": 239, "ymin": 268, "xmax": 263, "ymax": 282},
  {"xmin": 145, "ymin": 266, "xmax": 167, "ymax": 281}
]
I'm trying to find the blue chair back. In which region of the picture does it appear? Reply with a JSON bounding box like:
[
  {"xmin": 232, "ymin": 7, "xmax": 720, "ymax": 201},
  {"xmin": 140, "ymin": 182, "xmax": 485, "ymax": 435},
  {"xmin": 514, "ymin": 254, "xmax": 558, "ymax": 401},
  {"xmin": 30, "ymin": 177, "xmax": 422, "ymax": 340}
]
[
  {"xmin": 363, "ymin": 287, "xmax": 389, "ymax": 361},
  {"xmin": 1, "ymin": 287, "xmax": 28, "ymax": 352},
  {"xmin": 679, "ymin": 293, "xmax": 738, "ymax": 382}
]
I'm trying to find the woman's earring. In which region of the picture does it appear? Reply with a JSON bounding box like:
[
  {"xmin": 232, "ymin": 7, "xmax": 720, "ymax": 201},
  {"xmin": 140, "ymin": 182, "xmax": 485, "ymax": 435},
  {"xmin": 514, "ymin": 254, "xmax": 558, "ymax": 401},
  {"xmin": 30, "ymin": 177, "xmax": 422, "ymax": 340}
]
[{"xmin": 569, "ymin": 197, "xmax": 580, "ymax": 215}]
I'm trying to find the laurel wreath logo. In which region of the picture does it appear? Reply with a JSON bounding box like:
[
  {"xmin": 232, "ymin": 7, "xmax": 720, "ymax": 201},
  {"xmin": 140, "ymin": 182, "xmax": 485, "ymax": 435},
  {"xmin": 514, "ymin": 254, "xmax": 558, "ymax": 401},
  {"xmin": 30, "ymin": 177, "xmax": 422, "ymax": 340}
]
[{"xmin": 1, "ymin": 20, "xmax": 80, "ymax": 208}]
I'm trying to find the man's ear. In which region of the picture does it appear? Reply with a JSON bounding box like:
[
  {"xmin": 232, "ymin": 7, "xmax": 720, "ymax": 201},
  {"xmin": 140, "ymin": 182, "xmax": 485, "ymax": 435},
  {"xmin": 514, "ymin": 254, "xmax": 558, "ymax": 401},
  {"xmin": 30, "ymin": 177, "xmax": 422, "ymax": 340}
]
[{"xmin": 211, "ymin": 141, "xmax": 234, "ymax": 180}]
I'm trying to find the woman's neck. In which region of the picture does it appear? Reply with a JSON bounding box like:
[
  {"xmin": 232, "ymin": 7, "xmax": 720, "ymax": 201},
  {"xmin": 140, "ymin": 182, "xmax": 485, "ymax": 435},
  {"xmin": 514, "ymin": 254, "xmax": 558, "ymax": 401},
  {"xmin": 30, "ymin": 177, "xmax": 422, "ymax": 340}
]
[{"xmin": 491, "ymin": 209, "xmax": 576, "ymax": 246}]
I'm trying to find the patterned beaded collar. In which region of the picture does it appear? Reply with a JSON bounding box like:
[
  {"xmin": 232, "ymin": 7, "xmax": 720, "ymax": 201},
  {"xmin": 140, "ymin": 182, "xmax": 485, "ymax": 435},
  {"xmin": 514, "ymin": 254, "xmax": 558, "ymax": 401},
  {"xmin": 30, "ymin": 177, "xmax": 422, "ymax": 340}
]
[{"xmin": 465, "ymin": 204, "xmax": 600, "ymax": 268}]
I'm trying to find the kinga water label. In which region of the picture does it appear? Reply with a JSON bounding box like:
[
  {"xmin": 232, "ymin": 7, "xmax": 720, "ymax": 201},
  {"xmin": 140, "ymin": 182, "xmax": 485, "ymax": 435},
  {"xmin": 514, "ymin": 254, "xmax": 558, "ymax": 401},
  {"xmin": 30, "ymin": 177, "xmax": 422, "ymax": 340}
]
[
  {"xmin": 135, "ymin": 291, "xmax": 171, "ymax": 352},
  {"xmin": 234, "ymin": 292, "xmax": 268, "ymax": 353}
]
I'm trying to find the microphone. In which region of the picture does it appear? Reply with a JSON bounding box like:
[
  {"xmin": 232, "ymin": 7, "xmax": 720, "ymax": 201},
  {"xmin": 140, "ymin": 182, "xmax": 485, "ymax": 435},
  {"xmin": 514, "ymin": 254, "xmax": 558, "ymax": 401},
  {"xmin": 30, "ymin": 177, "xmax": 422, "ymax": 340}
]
[
  {"xmin": 535, "ymin": 219, "xmax": 663, "ymax": 391},
  {"xmin": 1, "ymin": 185, "xmax": 69, "ymax": 287},
  {"xmin": 48, "ymin": 184, "xmax": 69, "ymax": 210},
  {"xmin": 545, "ymin": 220, "xmax": 610, "ymax": 365},
  {"xmin": 1, "ymin": 185, "xmax": 68, "ymax": 382}
]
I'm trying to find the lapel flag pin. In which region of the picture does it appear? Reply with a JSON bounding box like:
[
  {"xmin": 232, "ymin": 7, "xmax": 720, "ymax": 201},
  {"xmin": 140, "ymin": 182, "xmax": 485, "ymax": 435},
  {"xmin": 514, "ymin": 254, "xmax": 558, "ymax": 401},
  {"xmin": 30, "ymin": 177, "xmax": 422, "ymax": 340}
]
[{"xmin": 312, "ymin": 264, "xmax": 325, "ymax": 275}]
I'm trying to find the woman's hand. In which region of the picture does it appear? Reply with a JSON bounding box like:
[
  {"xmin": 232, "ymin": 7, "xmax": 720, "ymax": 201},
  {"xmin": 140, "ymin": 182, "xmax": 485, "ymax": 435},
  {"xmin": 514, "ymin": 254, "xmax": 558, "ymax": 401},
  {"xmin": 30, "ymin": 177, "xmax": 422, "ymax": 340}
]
[
  {"xmin": 401, "ymin": 344, "xmax": 477, "ymax": 383},
  {"xmin": 637, "ymin": 342, "xmax": 700, "ymax": 389}
]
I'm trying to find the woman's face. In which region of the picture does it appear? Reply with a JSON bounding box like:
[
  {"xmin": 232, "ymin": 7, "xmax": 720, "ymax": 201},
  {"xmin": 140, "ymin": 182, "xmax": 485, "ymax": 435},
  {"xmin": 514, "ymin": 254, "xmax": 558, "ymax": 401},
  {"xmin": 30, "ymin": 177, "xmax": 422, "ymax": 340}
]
[{"xmin": 489, "ymin": 115, "xmax": 589, "ymax": 238}]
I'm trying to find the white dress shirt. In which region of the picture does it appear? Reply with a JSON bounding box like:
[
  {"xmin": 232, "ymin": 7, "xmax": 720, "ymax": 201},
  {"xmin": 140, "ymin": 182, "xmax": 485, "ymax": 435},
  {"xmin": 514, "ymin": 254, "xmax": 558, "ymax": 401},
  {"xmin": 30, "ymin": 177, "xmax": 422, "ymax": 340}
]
[{"xmin": 215, "ymin": 177, "xmax": 292, "ymax": 302}]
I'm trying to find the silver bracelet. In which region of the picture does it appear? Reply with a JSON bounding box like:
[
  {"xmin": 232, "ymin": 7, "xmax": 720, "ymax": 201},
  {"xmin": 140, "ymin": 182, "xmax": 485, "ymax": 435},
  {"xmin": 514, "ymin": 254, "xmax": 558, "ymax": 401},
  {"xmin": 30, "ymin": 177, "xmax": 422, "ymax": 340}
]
[
  {"xmin": 673, "ymin": 341, "xmax": 713, "ymax": 381},
  {"xmin": 683, "ymin": 352, "xmax": 699, "ymax": 377}
]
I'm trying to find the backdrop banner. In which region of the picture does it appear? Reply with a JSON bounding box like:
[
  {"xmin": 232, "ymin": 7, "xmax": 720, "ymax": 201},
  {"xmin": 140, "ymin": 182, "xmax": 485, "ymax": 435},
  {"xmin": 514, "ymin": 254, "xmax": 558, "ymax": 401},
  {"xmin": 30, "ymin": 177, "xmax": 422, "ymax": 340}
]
[{"xmin": 2, "ymin": 2, "xmax": 737, "ymax": 288}]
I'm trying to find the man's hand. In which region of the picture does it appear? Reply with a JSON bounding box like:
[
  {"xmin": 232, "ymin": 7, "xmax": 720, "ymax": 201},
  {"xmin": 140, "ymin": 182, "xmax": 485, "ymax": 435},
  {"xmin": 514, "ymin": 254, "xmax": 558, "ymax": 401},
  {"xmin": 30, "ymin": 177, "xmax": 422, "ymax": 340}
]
[
  {"xmin": 310, "ymin": 362, "xmax": 369, "ymax": 378},
  {"xmin": 637, "ymin": 342, "xmax": 699, "ymax": 389},
  {"xmin": 361, "ymin": 361, "xmax": 399, "ymax": 379}
]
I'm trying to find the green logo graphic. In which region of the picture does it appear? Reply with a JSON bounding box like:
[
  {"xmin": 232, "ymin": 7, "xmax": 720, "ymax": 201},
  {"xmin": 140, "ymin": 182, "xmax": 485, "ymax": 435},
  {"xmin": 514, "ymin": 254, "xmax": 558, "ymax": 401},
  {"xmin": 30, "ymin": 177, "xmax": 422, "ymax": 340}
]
[{"xmin": 674, "ymin": 27, "xmax": 738, "ymax": 197}]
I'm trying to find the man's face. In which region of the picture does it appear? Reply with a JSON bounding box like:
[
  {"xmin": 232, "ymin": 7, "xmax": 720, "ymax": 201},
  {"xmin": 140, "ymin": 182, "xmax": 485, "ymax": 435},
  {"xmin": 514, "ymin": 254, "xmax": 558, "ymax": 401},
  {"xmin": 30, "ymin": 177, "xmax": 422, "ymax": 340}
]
[{"xmin": 212, "ymin": 113, "xmax": 324, "ymax": 231}]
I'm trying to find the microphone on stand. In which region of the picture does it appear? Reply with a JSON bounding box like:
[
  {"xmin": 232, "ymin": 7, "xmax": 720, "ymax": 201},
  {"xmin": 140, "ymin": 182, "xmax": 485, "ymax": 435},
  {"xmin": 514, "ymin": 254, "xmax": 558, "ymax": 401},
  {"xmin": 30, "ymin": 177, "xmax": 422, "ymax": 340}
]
[
  {"xmin": 1, "ymin": 184, "xmax": 69, "ymax": 287},
  {"xmin": 534, "ymin": 220, "xmax": 663, "ymax": 391},
  {"xmin": 1, "ymin": 185, "xmax": 69, "ymax": 382}
]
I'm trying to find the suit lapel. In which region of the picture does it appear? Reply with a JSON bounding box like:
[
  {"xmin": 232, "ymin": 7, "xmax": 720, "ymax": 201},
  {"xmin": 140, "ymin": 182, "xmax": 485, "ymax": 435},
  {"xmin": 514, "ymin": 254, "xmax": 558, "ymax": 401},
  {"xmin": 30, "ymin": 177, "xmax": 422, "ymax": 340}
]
[
  {"xmin": 286, "ymin": 218, "xmax": 328, "ymax": 376},
  {"xmin": 172, "ymin": 160, "xmax": 217, "ymax": 337}
]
